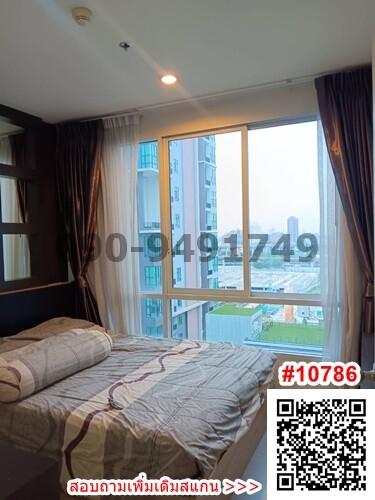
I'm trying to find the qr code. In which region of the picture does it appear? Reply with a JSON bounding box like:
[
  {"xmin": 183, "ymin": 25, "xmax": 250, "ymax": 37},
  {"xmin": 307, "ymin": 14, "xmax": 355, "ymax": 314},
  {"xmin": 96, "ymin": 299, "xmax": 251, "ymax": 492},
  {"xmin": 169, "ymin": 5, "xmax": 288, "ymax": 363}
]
[{"xmin": 267, "ymin": 390, "xmax": 375, "ymax": 499}]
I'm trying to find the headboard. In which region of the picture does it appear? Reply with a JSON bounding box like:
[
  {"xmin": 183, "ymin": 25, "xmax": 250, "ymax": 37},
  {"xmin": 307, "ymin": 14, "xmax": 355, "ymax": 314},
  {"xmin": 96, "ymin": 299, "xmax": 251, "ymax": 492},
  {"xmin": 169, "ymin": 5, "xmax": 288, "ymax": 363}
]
[{"xmin": 0, "ymin": 282, "xmax": 77, "ymax": 337}]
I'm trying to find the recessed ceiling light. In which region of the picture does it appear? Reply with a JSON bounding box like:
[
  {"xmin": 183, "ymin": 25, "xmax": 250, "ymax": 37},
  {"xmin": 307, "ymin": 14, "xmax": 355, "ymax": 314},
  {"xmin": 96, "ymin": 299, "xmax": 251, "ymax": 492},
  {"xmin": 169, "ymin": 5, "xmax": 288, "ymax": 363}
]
[
  {"xmin": 161, "ymin": 74, "xmax": 177, "ymax": 85},
  {"xmin": 72, "ymin": 6, "xmax": 92, "ymax": 26}
]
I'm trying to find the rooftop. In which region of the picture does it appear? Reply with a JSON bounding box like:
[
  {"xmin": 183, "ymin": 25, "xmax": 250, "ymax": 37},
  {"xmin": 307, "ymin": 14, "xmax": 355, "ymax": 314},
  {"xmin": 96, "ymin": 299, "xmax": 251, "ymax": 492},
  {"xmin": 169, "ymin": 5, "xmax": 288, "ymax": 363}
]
[
  {"xmin": 258, "ymin": 322, "xmax": 324, "ymax": 346},
  {"xmin": 210, "ymin": 304, "xmax": 260, "ymax": 317}
]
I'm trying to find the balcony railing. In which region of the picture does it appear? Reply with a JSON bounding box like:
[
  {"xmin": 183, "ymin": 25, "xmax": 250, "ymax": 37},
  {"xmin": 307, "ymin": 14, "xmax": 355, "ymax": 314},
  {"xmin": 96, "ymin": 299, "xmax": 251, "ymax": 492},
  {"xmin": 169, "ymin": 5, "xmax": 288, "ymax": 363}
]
[
  {"xmin": 140, "ymin": 222, "xmax": 161, "ymax": 231},
  {"xmin": 138, "ymin": 161, "xmax": 158, "ymax": 171}
]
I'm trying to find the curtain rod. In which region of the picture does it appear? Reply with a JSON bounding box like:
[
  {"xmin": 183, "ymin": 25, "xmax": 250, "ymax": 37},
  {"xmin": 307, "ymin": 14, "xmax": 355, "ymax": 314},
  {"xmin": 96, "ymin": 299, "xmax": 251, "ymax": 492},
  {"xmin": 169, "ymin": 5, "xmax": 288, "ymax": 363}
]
[
  {"xmin": 79, "ymin": 74, "xmax": 314, "ymax": 123},
  {"xmin": 78, "ymin": 64, "xmax": 367, "ymax": 123},
  {"xmin": 78, "ymin": 73, "xmax": 313, "ymax": 123}
]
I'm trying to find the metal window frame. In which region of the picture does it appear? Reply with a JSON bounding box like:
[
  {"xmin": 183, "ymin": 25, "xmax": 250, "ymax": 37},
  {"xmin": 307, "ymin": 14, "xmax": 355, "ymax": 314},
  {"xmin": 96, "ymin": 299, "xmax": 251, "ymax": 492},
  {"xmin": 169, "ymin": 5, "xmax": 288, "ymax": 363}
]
[{"xmin": 141, "ymin": 115, "xmax": 321, "ymax": 339}]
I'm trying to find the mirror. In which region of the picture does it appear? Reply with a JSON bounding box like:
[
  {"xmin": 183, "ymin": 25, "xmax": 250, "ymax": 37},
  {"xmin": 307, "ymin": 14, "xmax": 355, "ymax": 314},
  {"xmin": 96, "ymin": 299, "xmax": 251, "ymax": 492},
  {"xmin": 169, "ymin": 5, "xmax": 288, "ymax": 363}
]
[
  {"xmin": 0, "ymin": 176, "xmax": 28, "ymax": 223},
  {"xmin": 0, "ymin": 118, "xmax": 28, "ymax": 223},
  {"xmin": 3, "ymin": 234, "xmax": 31, "ymax": 281},
  {"xmin": 0, "ymin": 105, "xmax": 64, "ymax": 292},
  {"xmin": 0, "ymin": 119, "xmax": 25, "ymax": 167}
]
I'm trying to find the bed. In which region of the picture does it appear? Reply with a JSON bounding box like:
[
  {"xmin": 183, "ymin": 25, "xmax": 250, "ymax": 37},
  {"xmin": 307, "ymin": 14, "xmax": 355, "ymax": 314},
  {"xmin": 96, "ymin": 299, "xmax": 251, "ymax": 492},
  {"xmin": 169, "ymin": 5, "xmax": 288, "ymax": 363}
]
[{"xmin": 0, "ymin": 317, "xmax": 276, "ymax": 498}]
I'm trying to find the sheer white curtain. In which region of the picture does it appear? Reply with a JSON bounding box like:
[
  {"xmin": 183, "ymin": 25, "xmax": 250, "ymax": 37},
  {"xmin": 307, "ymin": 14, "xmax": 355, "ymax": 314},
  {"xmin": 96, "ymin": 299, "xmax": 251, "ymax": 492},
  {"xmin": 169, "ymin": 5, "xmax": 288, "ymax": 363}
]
[
  {"xmin": 318, "ymin": 122, "xmax": 363, "ymax": 362},
  {"xmin": 89, "ymin": 115, "xmax": 141, "ymax": 336}
]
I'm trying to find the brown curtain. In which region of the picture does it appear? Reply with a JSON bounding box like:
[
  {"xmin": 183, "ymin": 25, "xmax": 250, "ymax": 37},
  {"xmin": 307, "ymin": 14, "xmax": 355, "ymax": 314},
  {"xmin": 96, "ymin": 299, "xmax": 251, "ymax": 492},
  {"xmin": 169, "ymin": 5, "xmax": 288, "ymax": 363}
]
[
  {"xmin": 56, "ymin": 120, "xmax": 103, "ymax": 324},
  {"xmin": 315, "ymin": 67, "xmax": 374, "ymax": 343},
  {"xmin": 9, "ymin": 133, "xmax": 27, "ymax": 223}
]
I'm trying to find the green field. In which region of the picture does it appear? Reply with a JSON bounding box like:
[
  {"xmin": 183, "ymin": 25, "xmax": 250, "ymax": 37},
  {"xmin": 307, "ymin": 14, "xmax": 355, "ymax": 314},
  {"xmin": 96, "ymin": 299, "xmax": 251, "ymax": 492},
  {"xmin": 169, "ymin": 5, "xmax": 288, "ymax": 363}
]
[
  {"xmin": 258, "ymin": 322, "xmax": 324, "ymax": 346},
  {"xmin": 210, "ymin": 304, "xmax": 260, "ymax": 316}
]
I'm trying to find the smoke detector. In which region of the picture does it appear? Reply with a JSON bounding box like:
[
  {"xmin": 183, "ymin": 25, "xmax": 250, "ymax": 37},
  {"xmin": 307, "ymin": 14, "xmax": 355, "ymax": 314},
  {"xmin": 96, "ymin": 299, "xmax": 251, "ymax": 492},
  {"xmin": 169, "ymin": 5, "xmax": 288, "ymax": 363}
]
[{"xmin": 72, "ymin": 6, "xmax": 92, "ymax": 25}]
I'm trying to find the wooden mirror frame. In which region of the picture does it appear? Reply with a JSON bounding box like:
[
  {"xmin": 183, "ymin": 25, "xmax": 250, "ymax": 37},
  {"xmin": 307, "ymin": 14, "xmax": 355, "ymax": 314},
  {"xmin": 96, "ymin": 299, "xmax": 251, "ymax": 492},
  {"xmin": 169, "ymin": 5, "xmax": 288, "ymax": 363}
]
[{"xmin": 0, "ymin": 104, "xmax": 68, "ymax": 293}]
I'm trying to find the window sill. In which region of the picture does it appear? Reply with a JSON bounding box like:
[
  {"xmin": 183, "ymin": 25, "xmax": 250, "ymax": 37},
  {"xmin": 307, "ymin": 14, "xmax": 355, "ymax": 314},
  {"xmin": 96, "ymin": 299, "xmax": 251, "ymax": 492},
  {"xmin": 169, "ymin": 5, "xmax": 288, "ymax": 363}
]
[{"xmin": 244, "ymin": 340, "xmax": 323, "ymax": 358}]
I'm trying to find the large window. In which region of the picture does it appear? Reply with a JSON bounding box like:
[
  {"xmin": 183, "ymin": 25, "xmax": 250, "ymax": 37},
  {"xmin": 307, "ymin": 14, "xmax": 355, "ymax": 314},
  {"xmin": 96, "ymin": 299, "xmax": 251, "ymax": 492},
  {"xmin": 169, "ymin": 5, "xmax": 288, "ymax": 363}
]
[
  {"xmin": 138, "ymin": 119, "xmax": 323, "ymax": 354},
  {"xmin": 169, "ymin": 131, "xmax": 243, "ymax": 291},
  {"xmin": 248, "ymin": 121, "xmax": 320, "ymax": 295}
]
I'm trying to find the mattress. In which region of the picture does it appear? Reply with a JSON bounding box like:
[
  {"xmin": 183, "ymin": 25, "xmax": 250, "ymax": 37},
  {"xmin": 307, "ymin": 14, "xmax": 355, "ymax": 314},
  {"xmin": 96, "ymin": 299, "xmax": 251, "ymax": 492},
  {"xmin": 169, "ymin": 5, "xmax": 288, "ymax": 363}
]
[{"xmin": 0, "ymin": 327, "xmax": 275, "ymax": 491}]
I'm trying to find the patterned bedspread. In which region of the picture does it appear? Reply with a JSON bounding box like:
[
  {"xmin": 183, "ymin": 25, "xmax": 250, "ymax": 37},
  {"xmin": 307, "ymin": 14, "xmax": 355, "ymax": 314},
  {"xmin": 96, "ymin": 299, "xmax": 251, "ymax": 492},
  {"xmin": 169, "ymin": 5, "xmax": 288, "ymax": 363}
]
[{"xmin": 0, "ymin": 327, "xmax": 275, "ymax": 490}]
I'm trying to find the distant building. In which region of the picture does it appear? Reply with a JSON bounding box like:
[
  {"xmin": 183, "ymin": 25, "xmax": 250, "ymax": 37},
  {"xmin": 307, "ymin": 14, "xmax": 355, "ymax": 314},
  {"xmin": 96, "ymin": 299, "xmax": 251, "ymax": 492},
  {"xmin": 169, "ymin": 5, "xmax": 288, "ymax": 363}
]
[
  {"xmin": 287, "ymin": 216, "xmax": 299, "ymax": 247},
  {"xmin": 138, "ymin": 137, "xmax": 218, "ymax": 339},
  {"xmin": 284, "ymin": 304, "xmax": 295, "ymax": 322},
  {"xmin": 296, "ymin": 305, "xmax": 324, "ymax": 325}
]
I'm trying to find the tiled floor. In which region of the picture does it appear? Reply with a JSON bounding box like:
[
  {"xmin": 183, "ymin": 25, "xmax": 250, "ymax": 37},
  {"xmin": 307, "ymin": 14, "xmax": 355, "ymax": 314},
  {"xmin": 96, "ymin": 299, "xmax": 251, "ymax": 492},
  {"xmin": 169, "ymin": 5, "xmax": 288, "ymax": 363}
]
[{"xmin": 240, "ymin": 434, "xmax": 267, "ymax": 499}]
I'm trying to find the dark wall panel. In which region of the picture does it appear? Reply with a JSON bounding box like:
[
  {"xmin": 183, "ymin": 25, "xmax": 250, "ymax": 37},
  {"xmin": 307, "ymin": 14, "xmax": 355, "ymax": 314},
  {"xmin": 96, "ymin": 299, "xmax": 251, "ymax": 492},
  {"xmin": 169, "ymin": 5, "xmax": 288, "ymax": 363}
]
[{"xmin": 0, "ymin": 283, "xmax": 77, "ymax": 337}]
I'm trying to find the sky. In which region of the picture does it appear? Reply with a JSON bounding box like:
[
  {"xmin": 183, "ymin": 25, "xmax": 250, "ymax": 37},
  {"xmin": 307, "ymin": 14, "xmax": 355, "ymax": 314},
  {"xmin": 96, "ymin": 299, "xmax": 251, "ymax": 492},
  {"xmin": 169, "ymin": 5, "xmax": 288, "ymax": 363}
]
[{"xmin": 215, "ymin": 121, "xmax": 320, "ymax": 236}]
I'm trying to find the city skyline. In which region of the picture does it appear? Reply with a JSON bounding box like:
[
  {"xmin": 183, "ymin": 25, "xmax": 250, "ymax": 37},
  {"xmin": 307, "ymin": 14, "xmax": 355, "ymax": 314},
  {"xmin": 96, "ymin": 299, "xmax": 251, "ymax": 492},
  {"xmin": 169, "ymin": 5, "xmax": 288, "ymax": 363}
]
[
  {"xmin": 215, "ymin": 121, "xmax": 320, "ymax": 236},
  {"xmin": 221, "ymin": 214, "xmax": 320, "ymax": 241}
]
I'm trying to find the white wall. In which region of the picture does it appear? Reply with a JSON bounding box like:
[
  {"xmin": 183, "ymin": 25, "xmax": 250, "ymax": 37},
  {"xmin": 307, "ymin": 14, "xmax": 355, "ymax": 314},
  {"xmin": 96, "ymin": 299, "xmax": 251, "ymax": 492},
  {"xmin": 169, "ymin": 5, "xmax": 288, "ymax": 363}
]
[{"xmin": 140, "ymin": 83, "xmax": 317, "ymax": 141}]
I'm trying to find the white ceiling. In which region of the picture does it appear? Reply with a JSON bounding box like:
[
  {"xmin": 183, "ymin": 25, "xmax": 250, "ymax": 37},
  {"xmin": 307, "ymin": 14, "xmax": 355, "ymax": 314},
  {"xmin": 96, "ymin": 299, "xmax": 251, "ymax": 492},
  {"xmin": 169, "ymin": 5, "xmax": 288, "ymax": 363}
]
[{"xmin": 0, "ymin": 0, "xmax": 374, "ymax": 123}]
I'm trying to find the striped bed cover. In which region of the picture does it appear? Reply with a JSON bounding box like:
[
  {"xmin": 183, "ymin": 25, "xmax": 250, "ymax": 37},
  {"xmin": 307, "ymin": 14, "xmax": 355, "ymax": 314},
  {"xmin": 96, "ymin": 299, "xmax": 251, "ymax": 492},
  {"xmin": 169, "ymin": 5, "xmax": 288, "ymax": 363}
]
[{"xmin": 0, "ymin": 325, "xmax": 275, "ymax": 491}]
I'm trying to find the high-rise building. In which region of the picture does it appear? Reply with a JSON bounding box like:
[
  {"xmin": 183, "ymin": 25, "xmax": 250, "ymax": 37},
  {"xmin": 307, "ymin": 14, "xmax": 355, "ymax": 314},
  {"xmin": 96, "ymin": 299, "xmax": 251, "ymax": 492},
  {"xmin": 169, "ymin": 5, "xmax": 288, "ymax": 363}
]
[
  {"xmin": 138, "ymin": 136, "xmax": 218, "ymax": 339},
  {"xmin": 287, "ymin": 216, "xmax": 299, "ymax": 247},
  {"xmin": 137, "ymin": 141, "xmax": 163, "ymax": 338}
]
